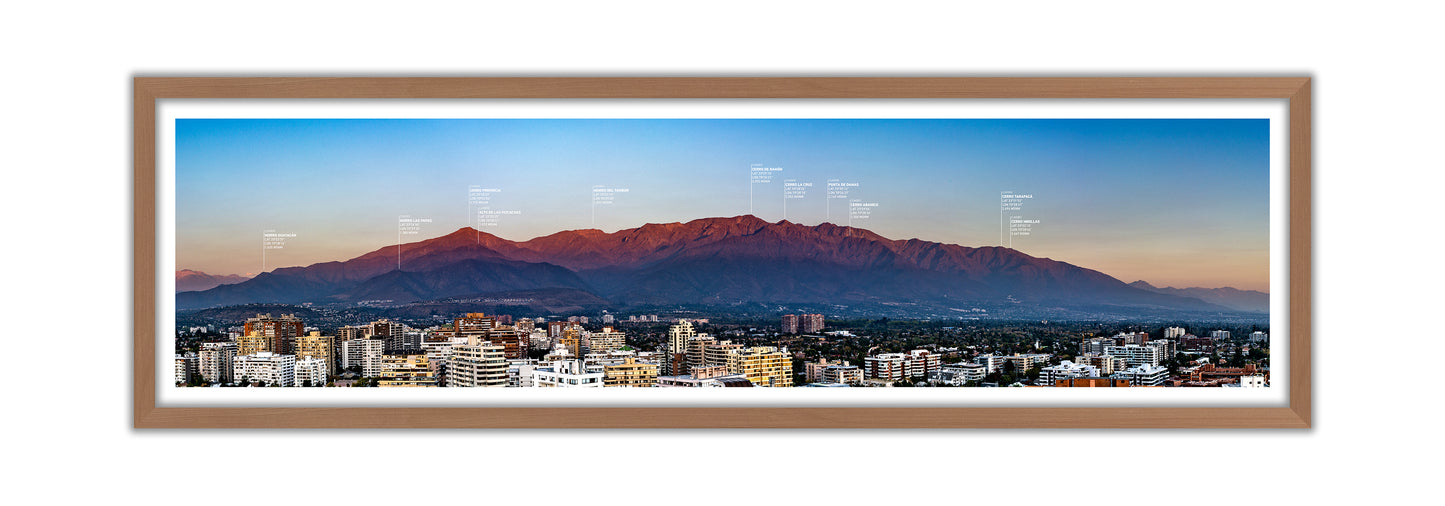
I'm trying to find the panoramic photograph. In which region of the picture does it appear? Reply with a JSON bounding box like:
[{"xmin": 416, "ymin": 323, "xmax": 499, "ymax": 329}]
[{"xmin": 172, "ymin": 118, "xmax": 1272, "ymax": 390}]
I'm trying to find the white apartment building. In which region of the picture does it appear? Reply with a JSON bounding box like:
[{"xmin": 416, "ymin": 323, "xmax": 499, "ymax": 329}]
[
  {"xmin": 449, "ymin": 339, "xmax": 507, "ymax": 387},
  {"xmin": 821, "ymin": 364, "xmax": 863, "ymax": 385},
  {"xmin": 342, "ymin": 339, "xmax": 384, "ymax": 377},
  {"xmin": 1105, "ymin": 344, "xmax": 1163, "ymax": 367},
  {"xmin": 865, "ymin": 353, "xmax": 909, "ymax": 381},
  {"xmin": 1111, "ymin": 364, "xmax": 1169, "ymax": 386},
  {"xmin": 175, "ymin": 353, "xmax": 198, "ymax": 384},
  {"xmin": 233, "ymin": 352, "xmax": 295, "ymax": 387},
  {"xmin": 908, "ymin": 349, "xmax": 941, "ymax": 378},
  {"xmin": 664, "ymin": 321, "xmax": 697, "ymax": 376},
  {"xmin": 1250, "ymin": 331, "xmax": 1269, "ymax": 343},
  {"xmin": 543, "ymin": 344, "xmax": 577, "ymax": 363},
  {"xmin": 295, "ymin": 356, "xmax": 328, "ymax": 387},
  {"xmin": 421, "ymin": 338, "xmax": 460, "ymax": 385},
  {"xmin": 528, "ymin": 329, "xmax": 550, "ymax": 350},
  {"xmin": 973, "ymin": 354, "xmax": 1006, "ymax": 373},
  {"xmin": 929, "ymin": 362, "xmax": 987, "ymax": 386},
  {"xmin": 507, "ymin": 359, "xmax": 539, "ymax": 387},
  {"xmin": 1039, "ymin": 361, "xmax": 1101, "ymax": 385},
  {"xmin": 1079, "ymin": 337, "xmax": 1117, "ymax": 356},
  {"xmin": 1165, "ymin": 326, "xmax": 1187, "ymax": 339},
  {"xmin": 1146, "ymin": 339, "xmax": 1177, "ymax": 360},
  {"xmin": 199, "ymin": 342, "xmax": 236, "ymax": 384},
  {"xmin": 865, "ymin": 349, "xmax": 940, "ymax": 380},
  {"xmin": 1210, "ymin": 330, "xmax": 1232, "ymax": 340},
  {"xmin": 1076, "ymin": 353, "xmax": 1128, "ymax": 375},
  {"xmin": 532, "ymin": 360, "xmax": 604, "ymax": 388}
]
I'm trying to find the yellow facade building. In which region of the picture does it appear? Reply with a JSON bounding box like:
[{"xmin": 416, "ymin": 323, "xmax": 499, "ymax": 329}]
[
  {"xmin": 235, "ymin": 331, "xmax": 272, "ymax": 358},
  {"xmin": 378, "ymin": 354, "xmax": 438, "ymax": 387},
  {"xmin": 292, "ymin": 331, "xmax": 335, "ymax": 377},
  {"xmin": 726, "ymin": 346, "xmax": 794, "ymax": 387},
  {"xmin": 587, "ymin": 326, "xmax": 627, "ymax": 354},
  {"xmin": 604, "ymin": 357, "xmax": 659, "ymax": 387},
  {"xmin": 560, "ymin": 326, "xmax": 585, "ymax": 358}
]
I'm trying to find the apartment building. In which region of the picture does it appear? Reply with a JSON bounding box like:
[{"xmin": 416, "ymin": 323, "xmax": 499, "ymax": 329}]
[
  {"xmin": 295, "ymin": 356, "xmax": 328, "ymax": 387},
  {"xmin": 378, "ymin": 354, "xmax": 438, "ymax": 387},
  {"xmin": 726, "ymin": 346, "xmax": 793, "ymax": 387},
  {"xmin": 533, "ymin": 360, "xmax": 604, "ymax": 388},
  {"xmin": 233, "ymin": 352, "xmax": 295, "ymax": 387},
  {"xmin": 199, "ymin": 341, "xmax": 236, "ymax": 384},
  {"xmin": 603, "ymin": 357, "xmax": 658, "ymax": 387},
  {"xmin": 448, "ymin": 338, "xmax": 507, "ymax": 387}
]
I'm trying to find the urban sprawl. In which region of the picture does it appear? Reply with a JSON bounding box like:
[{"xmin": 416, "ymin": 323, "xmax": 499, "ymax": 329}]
[{"xmin": 174, "ymin": 312, "xmax": 1270, "ymax": 389}]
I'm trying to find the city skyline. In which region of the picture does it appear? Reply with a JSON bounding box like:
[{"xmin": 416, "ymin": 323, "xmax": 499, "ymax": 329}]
[
  {"xmin": 177, "ymin": 118, "xmax": 1270, "ymax": 291},
  {"xmin": 176, "ymin": 311, "xmax": 1270, "ymax": 389}
]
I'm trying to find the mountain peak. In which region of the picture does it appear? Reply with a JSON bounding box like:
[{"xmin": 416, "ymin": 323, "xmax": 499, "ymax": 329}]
[
  {"xmin": 703, "ymin": 214, "xmax": 769, "ymax": 226},
  {"xmin": 177, "ymin": 215, "xmax": 1246, "ymax": 316}
]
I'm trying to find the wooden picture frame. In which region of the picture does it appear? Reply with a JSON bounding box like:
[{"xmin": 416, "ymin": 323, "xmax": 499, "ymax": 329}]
[{"xmin": 134, "ymin": 77, "xmax": 1311, "ymax": 428}]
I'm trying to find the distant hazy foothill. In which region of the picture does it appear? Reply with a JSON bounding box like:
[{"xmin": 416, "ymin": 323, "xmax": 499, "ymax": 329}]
[
  {"xmin": 177, "ymin": 215, "xmax": 1261, "ymax": 319},
  {"xmin": 175, "ymin": 269, "xmax": 251, "ymax": 293},
  {"xmin": 1126, "ymin": 280, "xmax": 1269, "ymax": 313}
]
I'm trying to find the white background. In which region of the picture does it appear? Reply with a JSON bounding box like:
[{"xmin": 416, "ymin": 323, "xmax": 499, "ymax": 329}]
[{"xmin": 1, "ymin": 1, "xmax": 1437, "ymax": 504}]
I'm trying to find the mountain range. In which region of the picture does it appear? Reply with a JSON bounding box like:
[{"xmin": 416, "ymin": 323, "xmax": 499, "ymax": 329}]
[
  {"xmin": 175, "ymin": 269, "xmax": 251, "ymax": 293},
  {"xmin": 1127, "ymin": 280, "xmax": 1269, "ymax": 313},
  {"xmin": 177, "ymin": 215, "xmax": 1248, "ymax": 316}
]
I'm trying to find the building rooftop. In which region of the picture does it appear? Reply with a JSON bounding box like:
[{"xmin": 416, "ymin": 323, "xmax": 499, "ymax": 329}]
[{"xmin": 716, "ymin": 378, "xmax": 756, "ymax": 388}]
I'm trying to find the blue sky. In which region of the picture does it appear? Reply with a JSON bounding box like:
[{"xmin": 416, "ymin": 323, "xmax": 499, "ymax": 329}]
[{"xmin": 176, "ymin": 118, "xmax": 1270, "ymax": 290}]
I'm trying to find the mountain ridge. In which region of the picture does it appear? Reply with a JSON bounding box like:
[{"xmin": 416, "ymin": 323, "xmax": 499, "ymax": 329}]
[
  {"xmin": 175, "ymin": 269, "xmax": 252, "ymax": 293},
  {"xmin": 177, "ymin": 216, "xmax": 1240, "ymax": 315},
  {"xmin": 1127, "ymin": 280, "xmax": 1269, "ymax": 313}
]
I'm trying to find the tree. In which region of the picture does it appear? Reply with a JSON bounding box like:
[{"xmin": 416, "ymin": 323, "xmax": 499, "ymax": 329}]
[
  {"xmin": 1025, "ymin": 364, "xmax": 1043, "ymax": 383},
  {"xmin": 1247, "ymin": 347, "xmax": 1268, "ymax": 362}
]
